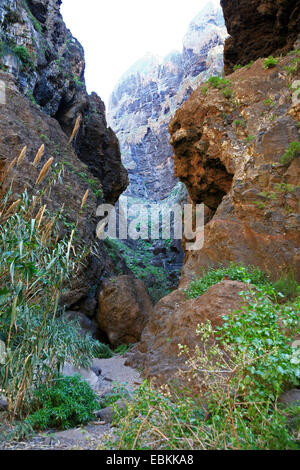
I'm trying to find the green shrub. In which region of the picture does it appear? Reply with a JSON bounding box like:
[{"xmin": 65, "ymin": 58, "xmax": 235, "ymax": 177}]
[
  {"xmin": 281, "ymin": 141, "xmax": 300, "ymax": 165},
  {"xmin": 233, "ymin": 119, "xmax": 246, "ymax": 128},
  {"xmin": 273, "ymin": 272, "xmax": 300, "ymax": 302},
  {"xmin": 245, "ymin": 134, "xmax": 255, "ymax": 144},
  {"xmin": 264, "ymin": 56, "xmax": 278, "ymax": 69},
  {"xmin": 0, "ymin": 156, "xmax": 99, "ymax": 417},
  {"xmin": 208, "ymin": 76, "xmax": 230, "ymax": 90},
  {"xmin": 93, "ymin": 341, "xmax": 113, "ymax": 359},
  {"xmin": 264, "ymin": 99, "xmax": 275, "ymax": 107},
  {"xmin": 222, "ymin": 87, "xmax": 233, "ymax": 99},
  {"xmin": 185, "ymin": 263, "xmax": 270, "ymax": 299},
  {"xmin": 110, "ymin": 291, "xmax": 300, "ymax": 450},
  {"xmin": 26, "ymin": 375, "xmax": 99, "ymax": 430}
]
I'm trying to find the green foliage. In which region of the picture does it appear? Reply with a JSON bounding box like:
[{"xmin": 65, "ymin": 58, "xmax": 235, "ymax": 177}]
[
  {"xmin": 25, "ymin": 375, "xmax": 99, "ymax": 430},
  {"xmin": 0, "ymin": 166, "xmax": 99, "ymax": 417},
  {"xmin": 218, "ymin": 290, "xmax": 300, "ymax": 400},
  {"xmin": 92, "ymin": 341, "xmax": 113, "ymax": 359},
  {"xmin": 99, "ymin": 385, "xmax": 129, "ymax": 409},
  {"xmin": 281, "ymin": 141, "xmax": 300, "ymax": 165},
  {"xmin": 114, "ymin": 343, "xmax": 134, "ymax": 356},
  {"xmin": 264, "ymin": 99, "xmax": 275, "ymax": 108},
  {"xmin": 222, "ymin": 87, "xmax": 233, "ymax": 99},
  {"xmin": 273, "ymin": 272, "xmax": 300, "ymax": 302},
  {"xmin": 245, "ymin": 134, "xmax": 255, "ymax": 144},
  {"xmin": 201, "ymin": 85, "xmax": 208, "ymax": 95},
  {"xmin": 233, "ymin": 118, "xmax": 246, "ymax": 128},
  {"xmin": 104, "ymin": 238, "xmax": 171, "ymax": 302},
  {"xmin": 185, "ymin": 263, "xmax": 270, "ymax": 299},
  {"xmin": 24, "ymin": 0, "xmax": 43, "ymax": 33},
  {"xmin": 264, "ymin": 56, "xmax": 278, "ymax": 69},
  {"xmin": 208, "ymin": 76, "xmax": 230, "ymax": 90},
  {"xmin": 111, "ymin": 291, "xmax": 300, "ymax": 450},
  {"xmin": 72, "ymin": 73, "xmax": 85, "ymax": 88},
  {"xmin": 233, "ymin": 64, "xmax": 243, "ymax": 72}
]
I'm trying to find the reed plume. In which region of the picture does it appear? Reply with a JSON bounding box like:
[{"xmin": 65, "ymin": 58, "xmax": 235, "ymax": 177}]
[
  {"xmin": 33, "ymin": 144, "xmax": 45, "ymax": 167},
  {"xmin": 35, "ymin": 157, "xmax": 53, "ymax": 185},
  {"xmin": 68, "ymin": 115, "xmax": 81, "ymax": 145},
  {"xmin": 17, "ymin": 146, "xmax": 27, "ymax": 166},
  {"xmin": 80, "ymin": 189, "xmax": 89, "ymax": 210}
]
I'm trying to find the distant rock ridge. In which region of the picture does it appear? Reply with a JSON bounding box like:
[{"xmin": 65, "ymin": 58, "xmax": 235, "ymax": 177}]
[{"xmin": 108, "ymin": 2, "xmax": 227, "ymax": 201}]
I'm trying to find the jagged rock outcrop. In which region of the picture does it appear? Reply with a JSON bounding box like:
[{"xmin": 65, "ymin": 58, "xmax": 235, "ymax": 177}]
[
  {"xmin": 0, "ymin": 0, "xmax": 128, "ymax": 203},
  {"xmin": 221, "ymin": 0, "xmax": 300, "ymax": 74},
  {"xmin": 97, "ymin": 275, "xmax": 153, "ymax": 347},
  {"xmin": 108, "ymin": 2, "xmax": 227, "ymax": 200},
  {"xmin": 169, "ymin": 53, "xmax": 300, "ymax": 286},
  {"xmin": 126, "ymin": 280, "xmax": 250, "ymax": 382},
  {"xmin": 0, "ymin": 0, "xmax": 128, "ymax": 318}
]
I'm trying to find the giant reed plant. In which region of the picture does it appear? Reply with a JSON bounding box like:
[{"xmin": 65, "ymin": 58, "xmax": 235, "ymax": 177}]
[{"xmin": 0, "ymin": 119, "xmax": 100, "ymax": 418}]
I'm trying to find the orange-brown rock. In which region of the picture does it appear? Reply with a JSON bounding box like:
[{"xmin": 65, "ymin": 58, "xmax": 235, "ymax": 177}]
[
  {"xmin": 169, "ymin": 54, "xmax": 300, "ymax": 287},
  {"xmin": 126, "ymin": 280, "xmax": 250, "ymax": 382},
  {"xmin": 97, "ymin": 275, "xmax": 153, "ymax": 347}
]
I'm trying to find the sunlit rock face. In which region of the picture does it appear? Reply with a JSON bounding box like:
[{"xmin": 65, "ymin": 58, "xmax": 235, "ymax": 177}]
[{"xmin": 108, "ymin": 2, "xmax": 227, "ymax": 201}]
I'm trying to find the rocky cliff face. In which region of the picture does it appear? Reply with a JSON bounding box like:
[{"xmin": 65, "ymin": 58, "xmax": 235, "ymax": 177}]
[
  {"xmin": 128, "ymin": 33, "xmax": 300, "ymax": 382},
  {"xmin": 169, "ymin": 54, "xmax": 300, "ymax": 286},
  {"xmin": 0, "ymin": 0, "xmax": 128, "ymax": 203},
  {"xmin": 221, "ymin": 0, "xmax": 300, "ymax": 74},
  {"xmin": 0, "ymin": 0, "xmax": 128, "ymax": 322},
  {"xmin": 108, "ymin": 2, "xmax": 227, "ymax": 201}
]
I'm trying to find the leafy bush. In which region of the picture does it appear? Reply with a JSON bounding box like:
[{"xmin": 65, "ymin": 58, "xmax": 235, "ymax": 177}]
[
  {"xmin": 233, "ymin": 119, "xmax": 246, "ymax": 128},
  {"xmin": 0, "ymin": 140, "xmax": 99, "ymax": 417},
  {"xmin": 26, "ymin": 375, "xmax": 99, "ymax": 430},
  {"xmin": 222, "ymin": 87, "xmax": 233, "ymax": 99},
  {"xmin": 281, "ymin": 141, "xmax": 300, "ymax": 165},
  {"xmin": 185, "ymin": 263, "xmax": 270, "ymax": 299},
  {"xmin": 93, "ymin": 341, "xmax": 113, "ymax": 359},
  {"xmin": 110, "ymin": 290, "xmax": 300, "ymax": 450},
  {"xmin": 273, "ymin": 272, "xmax": 300, "ymax": 302},
  {"xmin": 264, "ymin": 56, "xmax": 278, "ymax": 69},
  {"xmin": 208, "ymin": 76, "xmax": 230, "ymax": 89},
  {"xmin": 245, "ymin": 134, "xmax": 255, "ymax": 144}
]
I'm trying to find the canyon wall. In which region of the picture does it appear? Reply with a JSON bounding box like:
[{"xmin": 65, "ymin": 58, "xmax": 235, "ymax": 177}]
[
  {"xmin": 108, "ymin": 2, "xmax": 227, "ymax": 201},
  {"xmin": 127, "ymin": 4, "xmax": 300, "ymax": 380},
  {"xmin": 221, "ymin": 0, "xmax": 300, "ymax": 74},
  {"xmin": 0, "ymin": 0, "xmax": 128, "ymax": 203},
  {"xmin": 0, "ymin": 0, "xmax": 128, "ymax": 320}
]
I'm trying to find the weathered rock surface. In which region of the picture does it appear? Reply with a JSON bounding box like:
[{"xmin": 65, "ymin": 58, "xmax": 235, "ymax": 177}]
[
  {"xmin": 169, "ymin": 54, "xmax": 300, "ymax": 286},
  {"xmin": 108, "ymin": 2, "xmax": 227, "ymax": 200},
  {"xmin": 0, "ymin": 0, "xmax": 128, "ymax": 202},
  {"xmin": 221, "ymin": 0, "xmax": 300, "ymax": 74},
  {"xmin": 97, "ymin": 275, "xmax": 153, "ymax": 347},
  {"xmin": 126, "ymin": 280, "xmax": 250, "ymax": 382},
  {"xmin": 0, "ymin": 1, "xmax": 129, "ymax": 311}
]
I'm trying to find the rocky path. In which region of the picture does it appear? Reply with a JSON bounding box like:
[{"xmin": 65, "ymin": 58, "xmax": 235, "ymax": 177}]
[{"xmin": 0, "ymin": 355, "xmax": 142, "ymax": 450}]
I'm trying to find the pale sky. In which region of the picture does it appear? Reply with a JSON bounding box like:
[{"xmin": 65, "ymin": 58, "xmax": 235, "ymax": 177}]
[{"xmin": 61, "ymin": 0, "xmax": 221, "ymax": 106}]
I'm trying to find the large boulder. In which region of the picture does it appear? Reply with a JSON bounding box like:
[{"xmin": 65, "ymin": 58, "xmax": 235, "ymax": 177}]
[
  {"xmin": 126, "ymin": 280, "xmax": 250, "ymax": 383},
  {"xmin": 96, "ymin": 276, "xmax": 153, "ymax": 347}
]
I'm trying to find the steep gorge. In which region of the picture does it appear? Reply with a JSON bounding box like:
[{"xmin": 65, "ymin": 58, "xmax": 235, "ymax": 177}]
[{"xmin": 109, "ymin": 1, "xmax": 227, "ymax": 201}]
